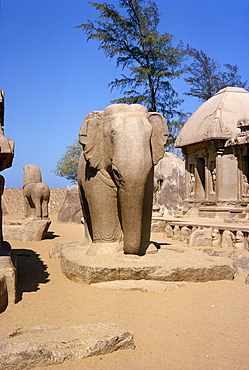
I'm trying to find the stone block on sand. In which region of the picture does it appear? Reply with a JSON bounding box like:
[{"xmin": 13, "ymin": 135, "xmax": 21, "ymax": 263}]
[
  {"xmin": 61, "ymin": 244, "xmax": 236, "ymax": 284},
  {"xmin": 0, "ymin": 323, "xmax": 135, "ymax": 370}
]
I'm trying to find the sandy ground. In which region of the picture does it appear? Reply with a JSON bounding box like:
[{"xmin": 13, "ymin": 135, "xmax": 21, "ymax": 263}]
[{"xmin": 1, "ymin": 214, "xmax": 249, "ymax": 370}]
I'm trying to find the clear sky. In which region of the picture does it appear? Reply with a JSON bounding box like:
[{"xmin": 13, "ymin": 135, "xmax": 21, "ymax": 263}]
[{"xmin": 1, "ymin": 0, "xmax": 248, "ymax": 188}]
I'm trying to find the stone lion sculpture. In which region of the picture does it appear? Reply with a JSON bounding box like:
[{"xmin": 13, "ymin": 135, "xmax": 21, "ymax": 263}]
[{"xmin": 23, "ymin": 164, "xmax": 50, "ymax": 220}]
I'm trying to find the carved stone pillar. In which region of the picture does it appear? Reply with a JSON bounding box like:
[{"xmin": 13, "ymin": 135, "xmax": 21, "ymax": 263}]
[
  {"xmin": 183, "ymin": 154, "xmax": 189, "ymax": 201},
  {"xmin": 204, "ymin": 154, "xmax": 209, "ymax": 201},
  {"xmin": 216, "ymin": 148, "xmax": 224, "ymax": 201}
]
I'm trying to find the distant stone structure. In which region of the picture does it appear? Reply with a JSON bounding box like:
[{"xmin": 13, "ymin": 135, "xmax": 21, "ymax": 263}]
[
  {"xmin": 23, "ymin": 164, "xmax": 50, "ymax": 220},
  {"xmin": 57, "ymin": 185, "xmax": 83, "ymax": 223},
  {"xmin": 0, "ymin": 89, "xmax": 15, "ymax": 313},
  {"xmin": 175, "ymin": 87, "xmax": 249, "ymax": 219},
  {"xmin": 3, "ymin": 165, "xmax": 52, "ymax": 244},
  {"xmin": 153, "ymin": 152, "xmax": 185, "ymax": 216},
  {"xmin": 160, "ymin": 87, "xmax": 249, "ymax": 253}
]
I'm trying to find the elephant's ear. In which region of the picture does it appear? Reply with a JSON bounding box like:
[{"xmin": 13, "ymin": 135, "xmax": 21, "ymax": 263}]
[
  {"xmin": 78, "ymin": 111, "xmax": 103, "ymax": 170},
  {"xmin": 149, "ymin": 112, "xmax": 168, "ymax": 165}
]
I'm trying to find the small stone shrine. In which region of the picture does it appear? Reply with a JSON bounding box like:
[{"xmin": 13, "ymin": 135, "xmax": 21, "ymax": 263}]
[
  {"xmin": 156, "ymin": 87, "xmax": 249, "ymax": 253},
  {"xmin": 174, "ymin": 87, "xmax": 249, "ymax": 218}
]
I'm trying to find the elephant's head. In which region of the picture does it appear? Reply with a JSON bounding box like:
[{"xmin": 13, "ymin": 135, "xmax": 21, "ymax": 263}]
[{"xmin": 79, "ymin": 104, "xmax": 168, "ymax": 254}]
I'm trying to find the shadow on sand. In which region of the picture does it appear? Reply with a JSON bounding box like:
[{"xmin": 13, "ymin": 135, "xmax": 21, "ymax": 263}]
[
  {"xmin": 12, "ymin": 249, "xmax": 50, "ymax": 302},
  {"xmin": 45, "ymin": 231, "xmax": 60, "ymax": 239}
]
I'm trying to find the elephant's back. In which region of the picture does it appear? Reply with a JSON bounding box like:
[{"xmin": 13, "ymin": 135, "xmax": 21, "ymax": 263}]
[{"xmin": 24, "ymin": 182, "xmax": 50, "ymax": 198}]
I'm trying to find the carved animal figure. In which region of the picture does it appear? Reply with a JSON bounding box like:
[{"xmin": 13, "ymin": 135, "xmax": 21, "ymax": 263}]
[
  {"xmin": 78, "ymin": 104, "xmax": 168, "ymax": 255},
  {"xmin": 221, "ymin": 230, "xmax": 235, "ymax": 248},
  {"xmin": 23, "ymin": 164, "xmax": 50, "ymax": 219}
]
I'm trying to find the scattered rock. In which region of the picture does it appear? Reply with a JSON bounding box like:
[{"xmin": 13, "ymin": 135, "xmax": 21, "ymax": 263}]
[
  {"xmin": 0, "ymin": 323, "xmax": 135, "ymax": 370},
  {"xmin": 3, "ymin": 219, "xmax": 51, "ymax": 241},
  {"xmin": 57, "ymin": 185, "xmax": 83, "ymax": 224},
  {"xmin": 49, "ymin": 240, "xmax": 85, "ymax": 258}
]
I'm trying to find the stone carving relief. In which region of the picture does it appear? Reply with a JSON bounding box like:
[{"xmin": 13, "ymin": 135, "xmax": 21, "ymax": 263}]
[
  {"xmin": 211, "ymin": 228, "xmax": 221, "ymax": 248},
  {"xmin": 172, "ymin": 225, "xmax": 181, "ymax": 240},
  {"xmin": 164, "ymin": 224, "xmax": 173, "ymax": 238},
  {"xmin": 180, "ymin": 226, "xmax": 191, "ymax": 242},
  {"xmin": 211, "ymin": 168, "xmax": 216, "ymax": 193},
  {"xmin": 234, "ymin": 231, "xmax": 245, "ymax": 249},
  {"xmin": 225, "ymin": 116, "xmax": 249, "ymax": 147},
  {"xmin": 189, "ymin": 173, "xmax": 195, "ymax": 195},
  {"xmin": 162, "ymin": 223, "xmax": 247, "ymax": 251},
  {"xmin": 188, "ymin": 228, "xmax": 212, "ymax": 247},
  {"xmin": 221, "ymin": 230, "xmax": 235, "ymax": 249},
  {"xmin": 242, "ymin": 174, "xmax": 249, "ymax": 196}
]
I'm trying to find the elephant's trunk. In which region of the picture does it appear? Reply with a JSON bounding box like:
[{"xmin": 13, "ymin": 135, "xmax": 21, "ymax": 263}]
[{"xmin": 117, "ymin": 168, "xmax": 154, "ymax": 255}]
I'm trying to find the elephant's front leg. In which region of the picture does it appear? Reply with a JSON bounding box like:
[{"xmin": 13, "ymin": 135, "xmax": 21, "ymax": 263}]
[{"xmin": 83, "ymin": 169, "xmax": 122, "ymax": 243}]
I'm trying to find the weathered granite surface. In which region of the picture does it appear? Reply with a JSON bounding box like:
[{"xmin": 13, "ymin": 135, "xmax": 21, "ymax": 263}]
[
  {"xmin": 154, "ymin": 152, "xmax": 185, "ymax": 214},
  {"xmin": 3, "ymin": 219, "xmax": 51, "ymax": 241},
  {"xmin": 49, "ymin": 240, "xmax": 84, "ymax": 258},
  {"xmin": 61, "ymin": 244, "xmax": 236, "ymax": 284},
  {"xmin": 0, "ymin": 323, "xmax": 135, "ymax": 370},
  {"xmin": 57, "ymin": 185, "xmax": 83, "ymax": 224},
  {"xmin": 0, "ymin": 242, "xmax": 16, "ymax": 311},
  {"xmin": 91, "ymin": 280, "xmax": 186, "ymax": 293}
]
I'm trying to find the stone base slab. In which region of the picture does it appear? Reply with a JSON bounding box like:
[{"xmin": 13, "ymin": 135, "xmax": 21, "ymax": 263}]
[
  {"xmin": 0, "ymin": 242, "xmax": 17, "ymax": 311},
  {"xmin": 61, "ymin": 244, "xmax": 236, "ymax": 284},
  {"xmin": 91, "ymin": 280, "xmax": 186, "ymax": 293},
  {"xmin": 0, "ymin": 323, "xmax": 134, "ymax": 370},
  {"xmin": 0, "ymin": 256, "xmax": 16, "ymax": 308},
  {"xmin": 0, "ymin": 272, "xmax": 8, "ymax": 313},
  {"xmin": 3, "ymin": 219, "xmax": 51, "ymax": 241}
]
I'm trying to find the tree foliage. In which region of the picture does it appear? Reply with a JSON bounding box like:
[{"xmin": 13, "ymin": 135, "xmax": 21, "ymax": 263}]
[
  {"xmin": 52, "ymin": 141, "xmax": 82, "ymax": 183},
  {"xmin": 184, "ymin": 48, "xmax": 248, "ymax": 101},
  {"xmin": 76, "ymin": 0, "xmax": 187, "ymax": 147}
]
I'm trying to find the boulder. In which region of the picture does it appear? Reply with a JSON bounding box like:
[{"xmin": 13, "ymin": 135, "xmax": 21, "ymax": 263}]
[
  {"xmin": 154, "ymin": 152, "xmax": 185, "ymax": 215},
  {"xmin": 57, "ymin": 185, "xmax": 83, "ymax": 224},
  {"xmin": 3, "ymin": 219, "xmax": 51, "ymax": 241}
]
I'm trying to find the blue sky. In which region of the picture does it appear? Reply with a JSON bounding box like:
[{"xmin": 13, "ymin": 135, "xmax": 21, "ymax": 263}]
[{"xmin": 1, "ymin": 0, "xmax": 248, "ymax": 188}]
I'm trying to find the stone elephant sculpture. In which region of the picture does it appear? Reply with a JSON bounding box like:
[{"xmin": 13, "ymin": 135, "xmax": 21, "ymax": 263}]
[
  {"xmin": 78, "ymin": 104, "xmax": 168, "ymax": 255},
  {"xmin": 23, "ymin": 164, "xmax": 50, "ymax": 220}
]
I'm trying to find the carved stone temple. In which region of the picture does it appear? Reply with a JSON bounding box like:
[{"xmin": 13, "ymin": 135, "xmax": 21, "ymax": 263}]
[
  {"xmin": 174, "ymin": 87, "xmax": 249, "ymax": 219},
  {"xmin": 151, "ymin": 87, "xmax": 249, "ymax": 252}
]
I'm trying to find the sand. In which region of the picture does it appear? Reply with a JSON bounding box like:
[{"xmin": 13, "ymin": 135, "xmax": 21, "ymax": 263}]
[{"xmin": 1, "ymin": 214, "xmax": 249, "ymax": 370}]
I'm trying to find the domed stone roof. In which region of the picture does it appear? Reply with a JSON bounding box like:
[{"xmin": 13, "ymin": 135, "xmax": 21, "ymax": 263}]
[{"xmin": 175, "ymin": 87, "xmax": 249, "ymax": 148}]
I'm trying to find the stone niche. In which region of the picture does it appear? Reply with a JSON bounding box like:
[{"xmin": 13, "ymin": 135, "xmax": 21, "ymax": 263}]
[{"xmin": 174, "ymin": 87, "xmax": 249, "ymax": 219}]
